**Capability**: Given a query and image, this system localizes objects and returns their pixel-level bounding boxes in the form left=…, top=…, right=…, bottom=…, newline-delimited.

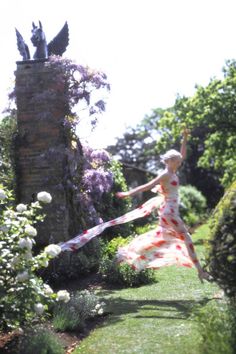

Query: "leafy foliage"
left=195, top=301, right=236, bottom=354
left=179, top=185, right=207, bottom=226
left=206, top=181, right=236, bottom=297
left=0, top=115, right=17, bottom=189
left=107, top=111, right=164, bottom=171
left=154, top=60, right=236, bottom=188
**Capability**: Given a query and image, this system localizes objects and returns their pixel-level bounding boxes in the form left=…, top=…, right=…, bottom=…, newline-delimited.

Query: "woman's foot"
left=198, top=270, right=213, bottom=283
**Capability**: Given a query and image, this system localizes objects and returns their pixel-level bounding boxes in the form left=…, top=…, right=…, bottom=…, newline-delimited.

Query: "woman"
left=115, top=129, right=210, bottom=282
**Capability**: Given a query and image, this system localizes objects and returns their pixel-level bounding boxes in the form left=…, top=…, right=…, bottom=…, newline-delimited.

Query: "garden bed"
left=0, top=272, right=109, bottom=354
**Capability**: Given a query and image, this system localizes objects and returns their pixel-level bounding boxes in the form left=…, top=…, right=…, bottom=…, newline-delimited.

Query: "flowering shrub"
left=76, top=145, right=114, bottom=226
left=0, top=186, right=70, bottom=330
left=52, top=289, right=106, bottom=331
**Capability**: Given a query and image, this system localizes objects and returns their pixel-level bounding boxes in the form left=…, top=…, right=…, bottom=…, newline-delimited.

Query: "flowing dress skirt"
left=59, top=194, right=195, bottom=271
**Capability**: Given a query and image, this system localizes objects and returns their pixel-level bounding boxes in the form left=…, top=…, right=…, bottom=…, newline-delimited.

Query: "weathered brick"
left=15, top=60, right=72, bottom=246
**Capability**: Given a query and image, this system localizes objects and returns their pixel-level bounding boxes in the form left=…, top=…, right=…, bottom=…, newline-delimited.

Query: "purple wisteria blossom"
left=48, top=56, right=110, bottom=132
left=76, top=145, right=114, bottom=225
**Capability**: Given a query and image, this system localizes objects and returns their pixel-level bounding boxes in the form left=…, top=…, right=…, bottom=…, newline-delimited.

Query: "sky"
left=1, top=0, right=236, bottom=148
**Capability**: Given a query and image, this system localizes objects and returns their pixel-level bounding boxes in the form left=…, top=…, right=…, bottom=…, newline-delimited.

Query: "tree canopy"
left=108, top=60, right=236, bottom=206
left=155, top=59, right=236, bottom=188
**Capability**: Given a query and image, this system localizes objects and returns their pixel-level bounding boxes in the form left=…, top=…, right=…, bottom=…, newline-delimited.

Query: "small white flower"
left=19, top=237, right=33, bottom=250
left=44, top=244, right=61, bottom=258
left=37, top=191, right=52, bottom=204
left=98, top=308, right=104, bottom=315
left=0, top=189, right=7, bottom=200
left=44, top=284, right=54, bottom=295
left=25, top=225, right=37, bottom=237
left=34, top=303, right=45, bottom=315
left=56, top=290, right=70, bottom=303
left=4, top=210, right=16, bottom=218
left=16, top=270, right=29, bottom=282
left=95, top=303, right=101, bottom=310
left=16, top=204, right=27, bottom=212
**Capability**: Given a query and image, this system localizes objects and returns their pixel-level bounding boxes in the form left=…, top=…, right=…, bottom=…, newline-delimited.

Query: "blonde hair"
left=160, top=149, right=182, bottom=163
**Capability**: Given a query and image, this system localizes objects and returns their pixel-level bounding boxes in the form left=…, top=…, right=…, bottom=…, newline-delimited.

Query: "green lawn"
left=73, top=224, right=220, bottom=354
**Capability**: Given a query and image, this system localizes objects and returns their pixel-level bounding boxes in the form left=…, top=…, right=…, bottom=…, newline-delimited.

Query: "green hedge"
left=206, top=181, right=236, bottom=297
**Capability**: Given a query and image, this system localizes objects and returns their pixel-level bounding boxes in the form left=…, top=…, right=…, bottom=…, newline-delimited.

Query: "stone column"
left=15, top=59, right=71, bottom=246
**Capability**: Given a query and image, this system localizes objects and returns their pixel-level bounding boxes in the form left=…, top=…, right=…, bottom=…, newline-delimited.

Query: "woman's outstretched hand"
left=116, top=191, right=129, bottom=199
left=182, top=127, right=190, bottom=139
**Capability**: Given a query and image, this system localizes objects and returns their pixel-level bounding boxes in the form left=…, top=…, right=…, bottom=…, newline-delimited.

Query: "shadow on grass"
left=95, top=294, right=212, bottom=328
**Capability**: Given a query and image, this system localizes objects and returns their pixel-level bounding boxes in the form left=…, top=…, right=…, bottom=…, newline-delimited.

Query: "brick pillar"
left=15, top=59, right=71, bottom=246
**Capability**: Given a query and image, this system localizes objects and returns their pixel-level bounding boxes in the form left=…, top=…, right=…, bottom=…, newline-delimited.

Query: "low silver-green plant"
left=17, top=326, right=64, bottom=354
left=53, top=289, right=106, bottom=331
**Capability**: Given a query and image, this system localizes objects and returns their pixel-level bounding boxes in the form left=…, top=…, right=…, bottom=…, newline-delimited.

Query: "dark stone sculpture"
left=16, top=21, right=69, bottom=60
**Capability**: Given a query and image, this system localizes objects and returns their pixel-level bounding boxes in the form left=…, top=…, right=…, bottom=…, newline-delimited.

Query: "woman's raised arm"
left=116, top=171, right=167, bottom=199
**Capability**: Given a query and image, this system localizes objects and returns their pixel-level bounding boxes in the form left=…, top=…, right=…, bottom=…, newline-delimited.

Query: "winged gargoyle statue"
left=15, top=21, right=69, bottom=60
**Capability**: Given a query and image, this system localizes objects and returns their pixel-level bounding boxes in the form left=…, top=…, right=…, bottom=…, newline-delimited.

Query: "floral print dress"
left=116, top=173, right=198, bottom=270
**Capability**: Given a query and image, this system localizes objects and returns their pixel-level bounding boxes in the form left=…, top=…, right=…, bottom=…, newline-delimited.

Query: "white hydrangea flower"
left=56, top=290, right=70, bottom=303
left=34, top=303, right=45, bottom=315
left=44, top=244, right=61, bottom=258
left=19, top=237, right=33, bottom=250
left=95, top=303, right=101, bottom=310
left=98, top=308, right=104, bottom=315
left=43, top=284, right=54, bottom=295
left=0, top=189, right=7, bottom=199
left=4, top=210, right=16, bottom=218
left=37, top=191, right=52, bottom=204
left=16, top=203, right=27, bottom=212
left=16, top=270, right=29, bottom=282
left=25, top=224, right=37, bottom=237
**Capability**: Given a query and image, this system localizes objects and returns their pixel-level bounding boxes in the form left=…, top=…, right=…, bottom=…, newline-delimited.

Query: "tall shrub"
left=179, top=185, right=207, bottom=226
left=206, top=181, right=236, bottom=297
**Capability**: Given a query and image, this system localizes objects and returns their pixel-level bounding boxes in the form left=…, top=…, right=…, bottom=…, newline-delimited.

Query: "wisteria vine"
left=48, top=55, right=110, bottom=133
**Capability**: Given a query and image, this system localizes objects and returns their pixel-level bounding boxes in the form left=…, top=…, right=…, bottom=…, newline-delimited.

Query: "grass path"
left=72, top=225, right=220, bottom=354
